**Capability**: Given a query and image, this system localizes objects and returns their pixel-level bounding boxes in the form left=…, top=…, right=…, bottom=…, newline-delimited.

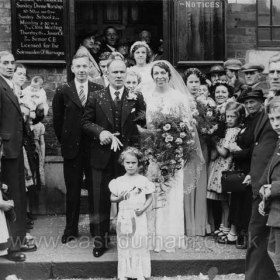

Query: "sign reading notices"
left=12, top=0, right=66, bottom=63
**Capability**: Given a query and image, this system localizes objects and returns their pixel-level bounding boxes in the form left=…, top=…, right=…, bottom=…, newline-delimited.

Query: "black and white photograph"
left=0, top=0, right=280, bottom=279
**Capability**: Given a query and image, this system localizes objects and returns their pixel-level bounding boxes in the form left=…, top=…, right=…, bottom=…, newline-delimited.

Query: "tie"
left=114, top=91, right=121, bottom=107
left=78, top=85, right=86, bottom=106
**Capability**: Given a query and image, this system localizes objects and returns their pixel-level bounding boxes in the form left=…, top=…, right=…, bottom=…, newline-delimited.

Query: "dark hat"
left=241, top=63, right=265, bottom=73
left=238, top=89, right=265, bottom=103
left=209, top=65, right=225, bottom=74
left=78, top=30, right=97, bottom=44
left=224, top=59, right=242, bottom=71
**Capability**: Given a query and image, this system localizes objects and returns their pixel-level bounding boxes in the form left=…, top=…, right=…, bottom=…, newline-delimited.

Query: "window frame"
left=256, top=0, right=280, bottom=48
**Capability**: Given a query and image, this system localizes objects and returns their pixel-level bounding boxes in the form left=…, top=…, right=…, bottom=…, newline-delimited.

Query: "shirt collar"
left=0, top=74, right=14, bottom=89
left=106, top=44, right=116, bottom=52
left=74, top=78, right=88, bottom=88
left=109, top=85, right=124, bottom=100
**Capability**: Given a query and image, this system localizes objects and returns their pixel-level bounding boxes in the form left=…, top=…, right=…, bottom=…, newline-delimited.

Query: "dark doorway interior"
left=74, top=0, right=163, bottom=54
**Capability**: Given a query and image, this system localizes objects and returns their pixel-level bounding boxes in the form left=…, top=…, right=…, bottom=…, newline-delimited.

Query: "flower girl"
left=109, top=147, right=155, bottom=280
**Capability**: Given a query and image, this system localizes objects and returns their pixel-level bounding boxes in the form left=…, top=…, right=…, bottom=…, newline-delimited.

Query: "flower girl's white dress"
left=109, top=174, right=155, bottom=279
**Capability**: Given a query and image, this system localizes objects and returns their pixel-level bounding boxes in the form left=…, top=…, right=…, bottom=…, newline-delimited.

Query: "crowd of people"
left=0, top=25, right=280, bottom=280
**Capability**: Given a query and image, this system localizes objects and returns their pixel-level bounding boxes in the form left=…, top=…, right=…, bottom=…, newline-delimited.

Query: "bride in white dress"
left=144, top=61, right=204, bottom=252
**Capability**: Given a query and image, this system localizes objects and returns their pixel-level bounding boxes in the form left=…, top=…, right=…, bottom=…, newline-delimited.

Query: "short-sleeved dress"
left=0, top=191, right=10, bottom=256
left=109, top=174, right=155, bottom=279
left=207, top=127, right=241, bottom=201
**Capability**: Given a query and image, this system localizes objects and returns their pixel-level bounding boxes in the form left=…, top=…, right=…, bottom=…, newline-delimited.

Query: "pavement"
left=0, top=215, right=246, bottom=280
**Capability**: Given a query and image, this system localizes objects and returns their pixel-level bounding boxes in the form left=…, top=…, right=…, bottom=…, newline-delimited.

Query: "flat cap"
left=209, top=65, right=225, bottom=74
left=241, top=63, right=265, bottom=73
left=224, top=59, right=242, bottom=70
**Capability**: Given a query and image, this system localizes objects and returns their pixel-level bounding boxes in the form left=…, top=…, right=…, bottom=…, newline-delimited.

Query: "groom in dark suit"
left=81, top=59, right=146, bottom=257
left=53, top=54, right=103, bottom=244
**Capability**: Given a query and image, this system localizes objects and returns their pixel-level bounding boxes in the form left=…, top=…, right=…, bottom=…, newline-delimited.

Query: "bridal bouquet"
left=141, top=109, right=196, bottom=193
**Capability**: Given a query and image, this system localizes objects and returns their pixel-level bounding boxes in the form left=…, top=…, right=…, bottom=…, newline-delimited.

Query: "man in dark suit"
left=0, top=51, right=36, bottom=262
left=81, top=59, right=146, bottom=257
left=240, top=89, right=279, bottom=280
left=52, top=54, right=103, bottom=244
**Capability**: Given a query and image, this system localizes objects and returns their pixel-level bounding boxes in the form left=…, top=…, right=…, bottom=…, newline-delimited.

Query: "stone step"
left=0, top=216, right=246, bottom=280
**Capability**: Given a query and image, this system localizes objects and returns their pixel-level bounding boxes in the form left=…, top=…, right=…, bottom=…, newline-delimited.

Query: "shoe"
left=20, top=243, right=37, bottom=252
left=236, top=235, right=248, bottom=249
left=217, top=233, right=237, bottom=245
left=26, top=224, right=33, bottom=230
left=27, top=212, right=36, bottom=221
left=26, top=219, right=34, bottom=226
left=93, top=247, right=106, bottom=258
left=61, top=234, right=77, bottom=244
left=6, top=252, right=26, bottom=262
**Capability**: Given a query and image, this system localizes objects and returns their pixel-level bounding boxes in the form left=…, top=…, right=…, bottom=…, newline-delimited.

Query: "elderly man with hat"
left=209, top=64, right=227, bottom=84
left=239, top=89, right=279, bottom=279
left=224, top=59, right=245, bottom=97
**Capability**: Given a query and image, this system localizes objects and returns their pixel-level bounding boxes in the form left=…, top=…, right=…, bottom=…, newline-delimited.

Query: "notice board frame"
left=11, top=0, right=70, bottom=65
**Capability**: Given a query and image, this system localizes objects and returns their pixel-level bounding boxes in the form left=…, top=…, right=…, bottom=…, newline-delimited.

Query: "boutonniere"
left=127, top=91, right=138, bottom=101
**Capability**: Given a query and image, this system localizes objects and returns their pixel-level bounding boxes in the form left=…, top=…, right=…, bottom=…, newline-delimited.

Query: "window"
left=257, top=0, right=280, bottom=47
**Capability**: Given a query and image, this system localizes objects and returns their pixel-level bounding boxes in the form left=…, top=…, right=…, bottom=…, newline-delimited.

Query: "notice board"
left=12, top=0, right=67, bottom=63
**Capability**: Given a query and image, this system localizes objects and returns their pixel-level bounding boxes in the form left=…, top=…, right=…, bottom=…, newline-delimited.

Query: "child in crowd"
left=21, top=75, right=49, bottom=118
left=259, top=96, right=280, bottom=278
left=109, top=147, right=154, bottom=280
left=197, top=82, right=216, bottom=107
left=125, top=70, right=142, bottom=92
left=207, top=102, right=245, bottom=240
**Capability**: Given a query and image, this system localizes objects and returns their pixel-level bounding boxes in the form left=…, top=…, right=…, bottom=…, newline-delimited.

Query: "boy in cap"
left=209, top=65, right=227, bottom=84
left=224, top=59, right=245, bottom=97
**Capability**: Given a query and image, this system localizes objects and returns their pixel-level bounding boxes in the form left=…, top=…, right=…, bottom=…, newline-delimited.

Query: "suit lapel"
left=268, top=140, right=280, bottom=181
left=121, top=87, right=134, bottom=127
left=97, top=87, right=113, bottom=125
left=68, top=80, right=82, bottom=108
left=0, top=76, right=22, bottom=115
left=254, top=111, right=267, bottom=141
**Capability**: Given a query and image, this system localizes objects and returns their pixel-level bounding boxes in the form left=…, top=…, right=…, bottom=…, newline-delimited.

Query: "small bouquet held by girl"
left=193, top=98, right=219, bottom=137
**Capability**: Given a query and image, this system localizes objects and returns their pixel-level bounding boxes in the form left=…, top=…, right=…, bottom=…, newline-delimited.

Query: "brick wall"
left=226, top=2, right=257, bottom=63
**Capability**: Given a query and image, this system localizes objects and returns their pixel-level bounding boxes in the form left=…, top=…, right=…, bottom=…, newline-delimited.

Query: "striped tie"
left=79, top=85, right=86, bottom=106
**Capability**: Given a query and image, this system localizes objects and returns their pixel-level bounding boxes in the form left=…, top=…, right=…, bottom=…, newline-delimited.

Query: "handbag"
left=221, top=170, right=247, bottom=193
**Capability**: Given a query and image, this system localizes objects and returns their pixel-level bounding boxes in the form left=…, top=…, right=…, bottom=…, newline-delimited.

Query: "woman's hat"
left=238, top=89, right=265, bottom=102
